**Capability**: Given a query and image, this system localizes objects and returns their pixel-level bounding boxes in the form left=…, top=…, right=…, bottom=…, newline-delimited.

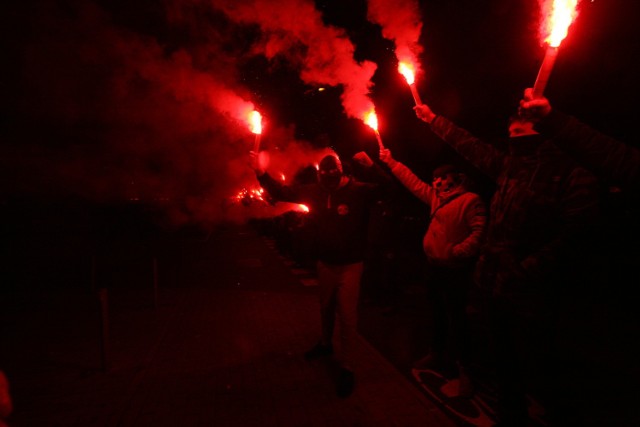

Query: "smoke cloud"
left=204, top=0, right=378, bottom=120
left=2, top=0, right=377, bottom=228
left=366, top=0, right=423, bottom=74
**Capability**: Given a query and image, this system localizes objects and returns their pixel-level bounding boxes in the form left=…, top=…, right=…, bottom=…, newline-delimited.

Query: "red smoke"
left=4, top=0, right=388, bottom=228
left=204, top=0, right=378, bottom=120
left=366, top=0, right=423, bottom=75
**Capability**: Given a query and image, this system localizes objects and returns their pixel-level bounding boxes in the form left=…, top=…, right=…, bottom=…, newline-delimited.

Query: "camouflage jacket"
left=429, top=116, right=600, bottom=296
left=537, top=109, right=640, bottom=192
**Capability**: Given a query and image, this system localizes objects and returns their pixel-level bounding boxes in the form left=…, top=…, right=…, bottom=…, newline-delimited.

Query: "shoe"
left=336, top=368, right=355, bottom=398
left=412, top=352, right=443, bottom=370
left=304, top=342, right=333, bottom=360
left=457, top=365, right=474, bottom=398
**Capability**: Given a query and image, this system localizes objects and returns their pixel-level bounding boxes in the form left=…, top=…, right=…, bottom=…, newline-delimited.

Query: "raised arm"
left=378, top=148, right=436, bottom=206
left=250, top=150, right=303, bottom=203
left=520, top=88, right=640, bottom=190
left=414, top=104, right=505, bottom=181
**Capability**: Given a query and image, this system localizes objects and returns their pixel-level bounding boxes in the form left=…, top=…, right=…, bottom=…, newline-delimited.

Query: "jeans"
left=316, top=260, right=364, bottom=369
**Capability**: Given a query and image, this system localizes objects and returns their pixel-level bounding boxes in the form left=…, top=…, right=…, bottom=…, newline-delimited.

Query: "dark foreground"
left=1, top=200, right=639, bottom=426
left=0, top=202, right=455, bottom=427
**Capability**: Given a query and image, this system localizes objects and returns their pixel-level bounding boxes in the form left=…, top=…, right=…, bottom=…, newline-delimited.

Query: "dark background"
left=3, top=0, right=639, bottom=287
left=1, top=4, right=639, bottom=424
left=1, top=0, right=639, bottom=276
left=2, top=0, right=639, bottom=205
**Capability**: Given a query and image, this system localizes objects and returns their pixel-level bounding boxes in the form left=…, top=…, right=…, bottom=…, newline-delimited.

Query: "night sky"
left=2, top=0, right=639, bottom=226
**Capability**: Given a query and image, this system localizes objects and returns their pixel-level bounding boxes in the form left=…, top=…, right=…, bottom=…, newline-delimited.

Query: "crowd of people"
left=250, top=88, right=639, bottom=426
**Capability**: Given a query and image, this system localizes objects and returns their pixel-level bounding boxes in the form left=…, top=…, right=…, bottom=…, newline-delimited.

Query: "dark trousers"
left=488, top=292, right=570, bottom=425
left=426, top=261, right=474, bottom=367
left=317, top=260, right=364, bottom=369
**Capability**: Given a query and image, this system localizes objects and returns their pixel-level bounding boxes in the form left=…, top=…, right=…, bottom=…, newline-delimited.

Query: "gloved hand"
left=519, top=87, right=552, bottom=122
left=414, top=103, right=436, bottom=124
left=352, top=151, right=374, bottom=168
left=379, top=148, right=394, bottom=165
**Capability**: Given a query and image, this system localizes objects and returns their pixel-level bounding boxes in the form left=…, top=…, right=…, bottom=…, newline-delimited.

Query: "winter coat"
left=386, top=159, right=487, bottom=266
left=536, top=109, right=640, bottom=191
left=428, top=116, right=600, bottom=303
left=257, top=173, right=382, bottom=265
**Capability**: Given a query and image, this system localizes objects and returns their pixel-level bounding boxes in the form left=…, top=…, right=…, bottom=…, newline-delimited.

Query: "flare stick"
left=532, top=46, right=559, bottom=98
left=253, top=134, right=261, bottom=153
left=410, top=84, right=423, bottom=106
left=375, top=131, right=385, bottom=150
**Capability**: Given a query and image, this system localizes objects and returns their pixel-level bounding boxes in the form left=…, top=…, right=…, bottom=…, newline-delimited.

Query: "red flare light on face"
left=398, top=62, right=416, bottom=85
left=541, top=0, right=579, bottom=47
left=364, top=110, right=379, bottom=132
left=249, top=110, right=262, bottom=135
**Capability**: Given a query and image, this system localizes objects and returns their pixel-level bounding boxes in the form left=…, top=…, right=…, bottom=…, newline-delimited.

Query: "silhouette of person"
left=380, top=147, right=487, bottom=397
left=250, top=150, right=389, bottom=398
left=414, top=101, right=600, bottom=426
left=519, top=88, right=640, bottom=190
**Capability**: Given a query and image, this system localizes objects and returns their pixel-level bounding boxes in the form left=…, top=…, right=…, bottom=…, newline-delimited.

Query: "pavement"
left=2, top=218, right=639, bottom=427
left=1, top=222, right=456, bottom=427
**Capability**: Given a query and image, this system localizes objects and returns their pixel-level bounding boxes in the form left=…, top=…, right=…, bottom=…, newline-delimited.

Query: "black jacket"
left=257, top=173, right=383, bottom=265
left=536, top=109, right=640, bottom=192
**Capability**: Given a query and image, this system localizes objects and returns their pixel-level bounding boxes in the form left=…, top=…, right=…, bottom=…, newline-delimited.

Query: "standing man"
left=413, top=103, right=600, bottom=426
left=379, top=149, right=487, bottom=398
left=250, top=150, right=387, bottom=398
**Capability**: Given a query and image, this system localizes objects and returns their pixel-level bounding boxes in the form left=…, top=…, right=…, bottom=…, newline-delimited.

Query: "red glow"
left=540, top=0, right=579, bottom=47
left=234, top=187, right=265, bottom=203
left=249, top=110, right=262, bottom=135
left=364, top=110, right=379, bottom=132
left=364, top=109, right=385, bottom=149
left=398, top=62, right=416, bottom=85
left=298, top=204, right=310, bottom=213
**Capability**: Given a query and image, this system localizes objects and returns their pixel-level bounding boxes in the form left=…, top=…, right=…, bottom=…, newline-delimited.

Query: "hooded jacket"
left=385, top=159, right=487, bottom=266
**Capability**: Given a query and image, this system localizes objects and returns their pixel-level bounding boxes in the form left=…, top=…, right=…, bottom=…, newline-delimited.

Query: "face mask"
left=319, top=169, right=342, bottom=190
left=318, top=154, right=343, bottom=190
left=433, top=174, right=457, bottom=196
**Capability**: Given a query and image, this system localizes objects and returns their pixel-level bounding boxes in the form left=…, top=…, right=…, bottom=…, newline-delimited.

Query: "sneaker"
left=303, top=342, right=333, bottom=360
left=412, top=352, right=443, bottom=370
left=336, top=368, right=355, bottom=398
left=457, top=365, right=475, bottom=398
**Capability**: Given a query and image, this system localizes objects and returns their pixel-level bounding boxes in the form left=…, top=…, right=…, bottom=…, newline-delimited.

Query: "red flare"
left=541, top=0, right=579, bottom=48
left=364, top=110, right=385, bottom=150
